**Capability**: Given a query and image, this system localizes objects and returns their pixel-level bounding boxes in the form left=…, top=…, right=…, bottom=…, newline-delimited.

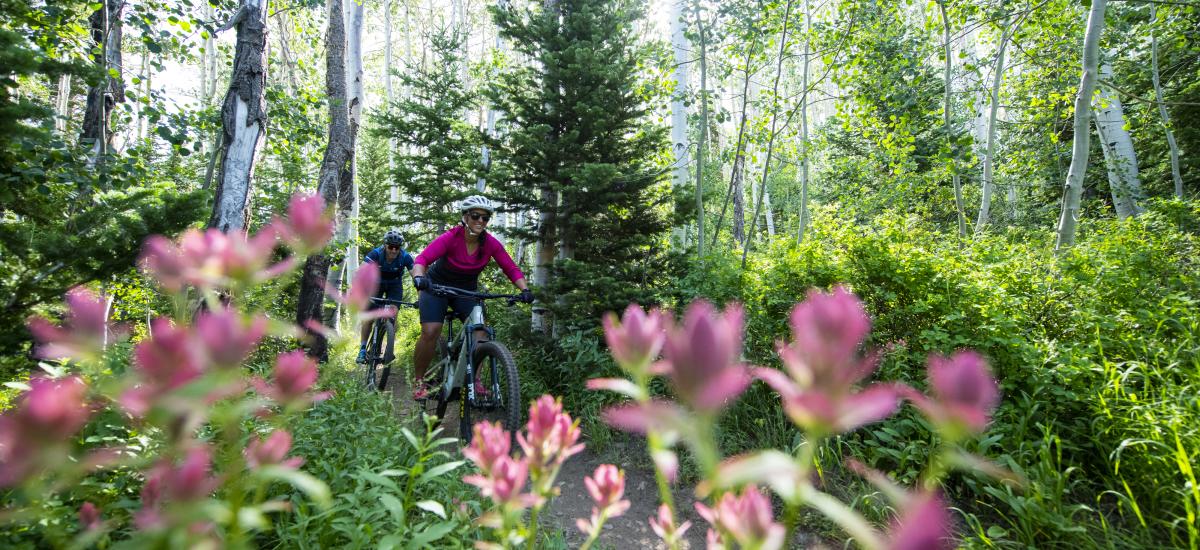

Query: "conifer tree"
left=490, top=0, right=673, bottom=331
left=374, top=31, right=483, bottom=241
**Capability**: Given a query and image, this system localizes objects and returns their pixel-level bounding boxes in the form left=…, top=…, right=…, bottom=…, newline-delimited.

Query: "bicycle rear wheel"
left=375, top=318, right=396, bottom=391
left=462, top=341, right=520, bottom=447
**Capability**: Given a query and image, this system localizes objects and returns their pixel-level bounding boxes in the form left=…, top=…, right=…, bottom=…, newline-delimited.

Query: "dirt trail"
left=385, top=376, right=706, bottom=548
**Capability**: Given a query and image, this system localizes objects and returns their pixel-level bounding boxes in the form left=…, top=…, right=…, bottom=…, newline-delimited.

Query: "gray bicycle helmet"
left=458, top=195, right=496, bottom=214
left=383, top=229, right=405, bottom=247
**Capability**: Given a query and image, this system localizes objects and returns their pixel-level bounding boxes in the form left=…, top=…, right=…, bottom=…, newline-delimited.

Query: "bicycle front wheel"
left=463, top=341, right=521, bottom=447
left=375, top=319, right=396, bottom=391
left=364, top=320, right=385, bottom=391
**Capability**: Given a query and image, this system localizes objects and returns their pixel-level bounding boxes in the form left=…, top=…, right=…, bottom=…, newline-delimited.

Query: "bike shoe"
left=356, top=346, right=367, bottom=364
left=412, top=384, right=433, bottom=401
left=473, top=380, right=490, bottom=399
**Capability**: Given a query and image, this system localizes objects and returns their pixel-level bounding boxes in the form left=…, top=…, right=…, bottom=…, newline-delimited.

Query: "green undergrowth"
left=504, top=199, right=1200, bottom=549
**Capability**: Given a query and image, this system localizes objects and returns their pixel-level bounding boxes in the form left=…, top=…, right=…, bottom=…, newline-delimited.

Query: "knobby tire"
left=375, top=318, right=396, bottom=391
left=461, top=341, right=520, bottom=447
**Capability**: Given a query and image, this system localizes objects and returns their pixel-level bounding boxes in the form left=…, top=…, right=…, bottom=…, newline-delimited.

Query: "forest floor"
left=386, top=377, right=707, bottom=549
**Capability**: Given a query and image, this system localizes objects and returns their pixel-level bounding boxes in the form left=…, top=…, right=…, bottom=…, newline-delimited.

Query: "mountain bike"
left=420, top=284, right=523, bottom=446
left=363, top=297, right=417, bottom=392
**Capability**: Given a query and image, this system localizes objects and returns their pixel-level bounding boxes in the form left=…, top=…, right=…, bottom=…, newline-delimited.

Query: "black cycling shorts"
left=368, top=280, right=405, bottom=311
left=417, top=288, right=478, bottom=324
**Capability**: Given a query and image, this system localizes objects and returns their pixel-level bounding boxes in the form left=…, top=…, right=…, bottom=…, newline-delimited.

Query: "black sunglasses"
left=386, top=243, right=401, bottom=249
left=468, top=212, right=491, bottom=222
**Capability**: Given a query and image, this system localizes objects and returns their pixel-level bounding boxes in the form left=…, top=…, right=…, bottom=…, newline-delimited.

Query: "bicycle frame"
left=437, top=302, right=495, bottom=404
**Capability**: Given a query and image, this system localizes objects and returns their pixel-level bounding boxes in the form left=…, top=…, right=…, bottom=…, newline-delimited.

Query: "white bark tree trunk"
left=937, top=0, right=967, bottom=239
left=797, top=0, right=811, bottom=242
left=1055, top=0, right=1107, bottom=250
left=693, top=3, right=708, bottom=255
left=669, top=0, right=690, bottom=245
left=55, top=73, right=71, bottom=134
left=976, top=17, right=1013, bottom=232
left=209, top=0, right=270, bottom=233
left=1094, top=59, right=1143, bottom=219
left=741, top=0, right=793, bottom=268
left=81, top=0, right=125, bottom=171
left=385, top=0, right=399, bottom=210
left=1151, top=5, right=1183, bottom=199
left=339, top=0, right=365, bottom=286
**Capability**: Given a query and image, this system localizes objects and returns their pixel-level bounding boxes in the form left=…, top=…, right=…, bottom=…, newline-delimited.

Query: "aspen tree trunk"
left=297, top=0, right=352, bottom=360
left=532, top=0, right=559, bottom=334
left=1094, top=60, right=1143, bottom=219
left=937, top=0, right=967, bottom=239
left=478, top=0, right=508, bottom=194
left=138, top=48, right=149, bottom=142
left=81, top=0, right=125, bottom=171
left=275, top=12, right=299, bottom=92
left=55, top=72, right=71, bottom=134
left=764, top=189, right=775, bottom=236
left=693, top=3, right=708, bottom=256
left=209, top=0, right=270, bottom=233
left=976, top=16, right=1013, bottom=232
left=1151, top=6, right=1183, bottom=198
left=742, top=0, right=793, bottom=268
left=341, top=0, right=365, bottom=285
left=796, top=0, right=811, bottom=242
left=1055, top=0, right=1106, bottom=250
left=711, top=42, right=754, bottom=248
left=669, top=0, right=690, bottom=246
left=385, top=0, right=400, bottom=209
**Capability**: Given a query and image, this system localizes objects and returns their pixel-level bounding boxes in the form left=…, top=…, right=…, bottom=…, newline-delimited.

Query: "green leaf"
left=258, top=466, right=331, bottom=508
left=408, top=521, right=456, bottom=547
left=987, top=525, right=1009, bottom=539
left=379, top=493, right=406, bottom=524
left=418, top=460, right=466, bottom=483
left=415, top=500, right=446, bottom=519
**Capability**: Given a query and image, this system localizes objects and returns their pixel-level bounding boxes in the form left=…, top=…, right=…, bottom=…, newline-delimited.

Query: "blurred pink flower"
left=27, top=287, right=122, bottom=362
left=602, top=304, right=667, bottom=374
left=465, top=454, right=532, bottom=508
left=755, top=289, right=903, bottom=435
left=142, top=228, right=293, bottom=291
left=0, top=376, right=92, bottom=487
left=78, top=501, right=102, bottom=531
left=244, top=430, right=303, bottom=469
left=195, top=308, right=267, bottom=369
left=278, top=194, right=333, bottom=253
left=346, top=263, right=380, bottom=311
left=660, top=301, right=751, bottom=412
left=122, top=318, right=206, bottom=416
left=885, top=492, right=954, bottom=550
left=649, top=504, right=692, bottom=546
left=140, top=235, right=189, bottom=292
left=518, top=395, right=583, bottom=469
left=252, top=350, right=331, bottom=407
left=463, top=421, right=511, bottom=475
left=904, top=352, right=999, bottom=437
left=695, top=485, right=785, bottom=550
left=577, top=464, right=631, bottom=536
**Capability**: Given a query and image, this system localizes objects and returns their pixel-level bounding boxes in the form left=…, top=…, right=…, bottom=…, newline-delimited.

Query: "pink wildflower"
left=27, top=287, right=121, bottom=362
left=278, top=194, right=333, bottom=253
left=252, top=350, right=331, bottom=407
left=649, top=504, right=692, bottom=546
left=244, top=430, right=303, bottom=469
left=140, top=235, right=189, bottom=292
left=602, top=304, right=667, bottom=374
left=695, top=485, right=785, bottom=550
left=463, top=421, right=512, bottom=475
left=78, top=502, right=102, bottom=531
left=577, top=464, right=631, bottom=536
left=0, top=376, right=92, bottom=487
left=465, top=454, right=531, bottom=508
left=904, top=352, right=1000, bottom=437
left=345, top=263, right=380, bottom=312
left=660, top=301, right=751, bottom=412
left=195, top=308, right=267, bottom=369
left=886, top=492, right=955, bottom=550
left=518, top=395, right=583, bottom=469
left=755, top=289, right=902, bottom=435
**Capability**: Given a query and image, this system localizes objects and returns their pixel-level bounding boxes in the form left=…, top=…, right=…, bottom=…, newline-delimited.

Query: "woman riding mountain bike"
left=411, top=195, right=534, bottom=400
left=357, top=229, right=415, bottom=364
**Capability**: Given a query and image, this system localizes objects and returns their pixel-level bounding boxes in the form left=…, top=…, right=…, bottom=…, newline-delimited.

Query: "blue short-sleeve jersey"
left=364, top=246, right=414, bottom=280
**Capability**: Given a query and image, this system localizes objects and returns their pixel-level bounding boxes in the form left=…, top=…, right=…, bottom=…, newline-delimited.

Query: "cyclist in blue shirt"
left=357, top=229, right=415, bottom=363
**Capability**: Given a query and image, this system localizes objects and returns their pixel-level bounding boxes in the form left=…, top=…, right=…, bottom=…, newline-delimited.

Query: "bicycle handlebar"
left=369, top=297, right=418, bottom=308
left=427, top=284, right=522, bottom=303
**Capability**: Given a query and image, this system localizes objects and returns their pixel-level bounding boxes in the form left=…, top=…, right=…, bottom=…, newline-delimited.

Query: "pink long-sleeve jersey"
left=414, top=225, right=525, bottom=284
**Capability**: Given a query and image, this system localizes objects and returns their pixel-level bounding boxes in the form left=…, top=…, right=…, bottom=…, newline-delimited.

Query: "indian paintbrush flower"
left=463, top=420, right=512, bottom=476
left=195, top=308, right=267, bottom=369
left=577, top=464, right=631, bottom=537
left=602, top=304, right=667, bottom=375
left=27, top=287, right=121, bottom=362
left=0, top=376, right=92, bottom=487
left=518, top=395, right=583, bottom=469
left=660, top=301, right=751, bottom=413
left=244, top=430, right=303, bottom=469
left=903, top=351, right=1000, bottom=439
left=649, top=503, right=692, bottom=547
left=695, top=485, right=786, bottom=550
left=277, top=194, right=333, bottom=253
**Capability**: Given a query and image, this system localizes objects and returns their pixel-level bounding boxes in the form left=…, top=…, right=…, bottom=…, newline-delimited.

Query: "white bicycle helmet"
left=458, top=195, right=496, bottom=214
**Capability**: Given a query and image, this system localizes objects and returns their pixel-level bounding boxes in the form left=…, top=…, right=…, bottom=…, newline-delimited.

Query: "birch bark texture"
left=669, top=0, right=691, bottom=244
left=340, top=0, right=365, bottom=284
left=1150, top=6, right=1184, bottom=198
left=1055, top=0, right=1107, bottom=250
left=976, top=13, right=1014, bottom=232
left=80, top=0, right=125, bottom=170
left=209, top=0, right=270, bottom=233
left=297, top=0, right=353, bottom=360
left=1094, top=60, right=1143, bottom=219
